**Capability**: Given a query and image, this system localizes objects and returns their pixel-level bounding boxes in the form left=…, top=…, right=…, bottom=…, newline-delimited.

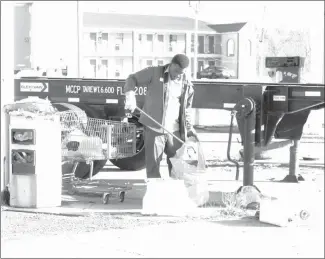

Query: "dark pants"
left=144, top=126, right=183, bottom=178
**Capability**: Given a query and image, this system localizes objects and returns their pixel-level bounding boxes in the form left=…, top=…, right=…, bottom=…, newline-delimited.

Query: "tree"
left=255, top=27, right=312, bottom=75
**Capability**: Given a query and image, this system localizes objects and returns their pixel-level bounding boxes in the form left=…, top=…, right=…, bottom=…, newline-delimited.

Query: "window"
left=215, top=35, right=222, bottom=54
left=115, top=33, right=124, bottom=50
left=191, top=34, right=194, bottom=52
left=247, top=40, right=252, bottom=56
left=115, top=58, right=123, bottom=77
left=169, top=35, right=177, bottom=51
left=90, top=32, right=97, bottom=50
left=198, top=36, right=204, bottom=54
left=98, top=59, right=108, bottom=78
left=170, top=35, right=177, bottom=43
left=157, top=60, right=164, bottom=66
left=98, top=32, right=108, bottom=49
left=90, top=33, right=97, bottom=41
left=147, top=34, right=153, bottom=42
left=116, top=58, right=123, bottom=67
left=208, top=36, right=214, bottom=54
left=215, top=58, right=222, bottom=67
left=146, top=60, right=153, bottom=66
left=158, top=35, right=164, bottom=42
left=116, top=33, right=124, bottom=43
left=198, top=61, right=204, bottom=72
left=208, top=61, right=215, bottom=67
left=227, top=39, right=235, bottom=57
left=89, top=59, right=96, bottom=78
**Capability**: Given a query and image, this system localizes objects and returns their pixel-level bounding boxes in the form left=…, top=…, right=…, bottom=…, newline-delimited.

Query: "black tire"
left=109, top=115, right=146, bottom=171
left=103, top=193, right=110, bottom=204
left=120, top=191, right=125, bottom=202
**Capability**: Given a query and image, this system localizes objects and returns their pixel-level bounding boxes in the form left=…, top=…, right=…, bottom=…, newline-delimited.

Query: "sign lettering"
left=64, top=84, right=147, bottom=96
left=20, top=82, right=49, bottom=92
left=66, top=85, right=81, bottom=94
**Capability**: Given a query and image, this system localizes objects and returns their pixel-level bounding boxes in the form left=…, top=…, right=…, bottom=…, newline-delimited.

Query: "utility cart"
left=60, top=110, right=136, bottom=204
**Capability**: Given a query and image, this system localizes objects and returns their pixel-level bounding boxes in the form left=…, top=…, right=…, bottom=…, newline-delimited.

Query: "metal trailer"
left=14, top=72, right=325, bottom=190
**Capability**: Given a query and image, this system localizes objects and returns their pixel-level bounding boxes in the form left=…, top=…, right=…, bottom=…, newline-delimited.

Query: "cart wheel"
left=68, top=185, right=76, bottom=195
left=300, top=210, right=310, bottom=220
left=119, top=191, right=125, bottom=202
left=103, top=193, right=110, bottom=204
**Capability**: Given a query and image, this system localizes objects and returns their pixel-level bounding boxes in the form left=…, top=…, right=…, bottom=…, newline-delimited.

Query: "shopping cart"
left=59, top=110, right=136, bottom=203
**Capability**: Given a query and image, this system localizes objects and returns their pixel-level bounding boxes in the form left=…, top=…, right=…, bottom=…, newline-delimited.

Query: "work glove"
left=124, top=90, right=137, bottom=114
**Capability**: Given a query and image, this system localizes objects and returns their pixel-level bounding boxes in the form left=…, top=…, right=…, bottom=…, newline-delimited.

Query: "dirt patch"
left=1, top=208, right=254, bottom=242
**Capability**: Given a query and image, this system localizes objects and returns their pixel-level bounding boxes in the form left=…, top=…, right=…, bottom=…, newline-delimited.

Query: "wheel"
left=119, top=191, right=125, bottom=202
left=67, top=185, right=76, bottom=195
left=109, top=115, right=146, bottom=171
left=103, top=193, right=110, bottom=204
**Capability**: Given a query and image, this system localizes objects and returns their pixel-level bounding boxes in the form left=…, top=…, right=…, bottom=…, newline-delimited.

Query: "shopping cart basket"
left=59, top=110, right=136, bottom=203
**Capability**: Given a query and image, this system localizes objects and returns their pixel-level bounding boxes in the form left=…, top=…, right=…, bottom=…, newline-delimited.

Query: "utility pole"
left=76, top=0, right=81, bottom=77
left=189, top=1, right=200, bottom=125
left=189, top=1, right=200, bottom=80
left=258, top=5, right=267, bottom=80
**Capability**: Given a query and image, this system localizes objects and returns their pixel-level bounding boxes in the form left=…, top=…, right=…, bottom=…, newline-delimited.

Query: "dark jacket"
left=124, top=64, right=195, bottom=142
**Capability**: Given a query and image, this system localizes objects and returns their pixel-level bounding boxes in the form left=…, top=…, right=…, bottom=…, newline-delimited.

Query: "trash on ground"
left=170, top=137, right=209, bottom=206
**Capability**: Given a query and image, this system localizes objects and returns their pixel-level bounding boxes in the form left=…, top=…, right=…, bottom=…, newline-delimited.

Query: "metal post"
left=190, top=1, right=199, bottom=80
left=235, top=98, right=256, bottom=186
left=289, top=140, right=300, bottom=176
left=76, top=1, right=81, bottom=78
left=282, top=139, right=302, bottom=183
left=243, top=101, right=256, bottom=186
left=193, top=13, right=198, bottom=80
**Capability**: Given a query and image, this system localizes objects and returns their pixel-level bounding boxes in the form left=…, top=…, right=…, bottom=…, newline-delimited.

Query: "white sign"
left=273, top=95, right=286, bottom=102
left=223, top=103, right=236, bottom=108
left=20, top=82, right=49, bottom=92
left=106, top=99, right=118, bottom=104
left=305, top=91, right=321, bottom=97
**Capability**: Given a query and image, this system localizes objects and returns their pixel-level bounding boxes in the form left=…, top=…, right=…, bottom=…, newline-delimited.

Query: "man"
left=124, top=54, right=198, bottom=179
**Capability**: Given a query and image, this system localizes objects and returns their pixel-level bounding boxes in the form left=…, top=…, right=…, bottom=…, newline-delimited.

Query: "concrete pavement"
left=2, top=158, right=324, bottom=258
left=2, top=218, right=324, bottom=258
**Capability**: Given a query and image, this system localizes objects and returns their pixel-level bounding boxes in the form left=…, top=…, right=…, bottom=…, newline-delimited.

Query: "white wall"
left=83, top=31, right=133, bottom=57
left=1, top=2, right=14, bottom=192
left=137, top=32, right=187, bottom=57
left=30, top=1, right=79, bottom=77
left=238, top=23, right=258, bottom=81
left=82, top=57, right=133, bottom=79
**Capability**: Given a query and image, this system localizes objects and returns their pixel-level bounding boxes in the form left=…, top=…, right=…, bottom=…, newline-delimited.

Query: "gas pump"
left=266, top=56, right=307, bottom=182
left=265, top=56, right=304, bottom=84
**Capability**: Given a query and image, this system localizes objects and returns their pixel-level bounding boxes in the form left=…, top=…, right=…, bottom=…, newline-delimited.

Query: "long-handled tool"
left=127, top=107, right=185, bottom=145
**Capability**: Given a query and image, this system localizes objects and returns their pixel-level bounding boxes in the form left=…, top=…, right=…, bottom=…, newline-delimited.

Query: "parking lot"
left=2, top=126, right=324, bottom=258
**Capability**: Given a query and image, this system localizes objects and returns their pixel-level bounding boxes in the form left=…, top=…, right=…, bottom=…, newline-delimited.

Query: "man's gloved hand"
left=125, top=90, right=137, bottom=113
left=187, top=129, right=199, bottom=142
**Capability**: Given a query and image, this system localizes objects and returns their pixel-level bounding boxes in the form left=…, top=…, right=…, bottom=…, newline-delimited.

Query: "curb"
left=206, top=160, right=324, bottom=168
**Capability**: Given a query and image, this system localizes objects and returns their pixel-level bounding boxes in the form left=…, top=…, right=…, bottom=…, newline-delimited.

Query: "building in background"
left=12, top=2, right=257, bottom=81
left=81, top=12, right=257, bottom=80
